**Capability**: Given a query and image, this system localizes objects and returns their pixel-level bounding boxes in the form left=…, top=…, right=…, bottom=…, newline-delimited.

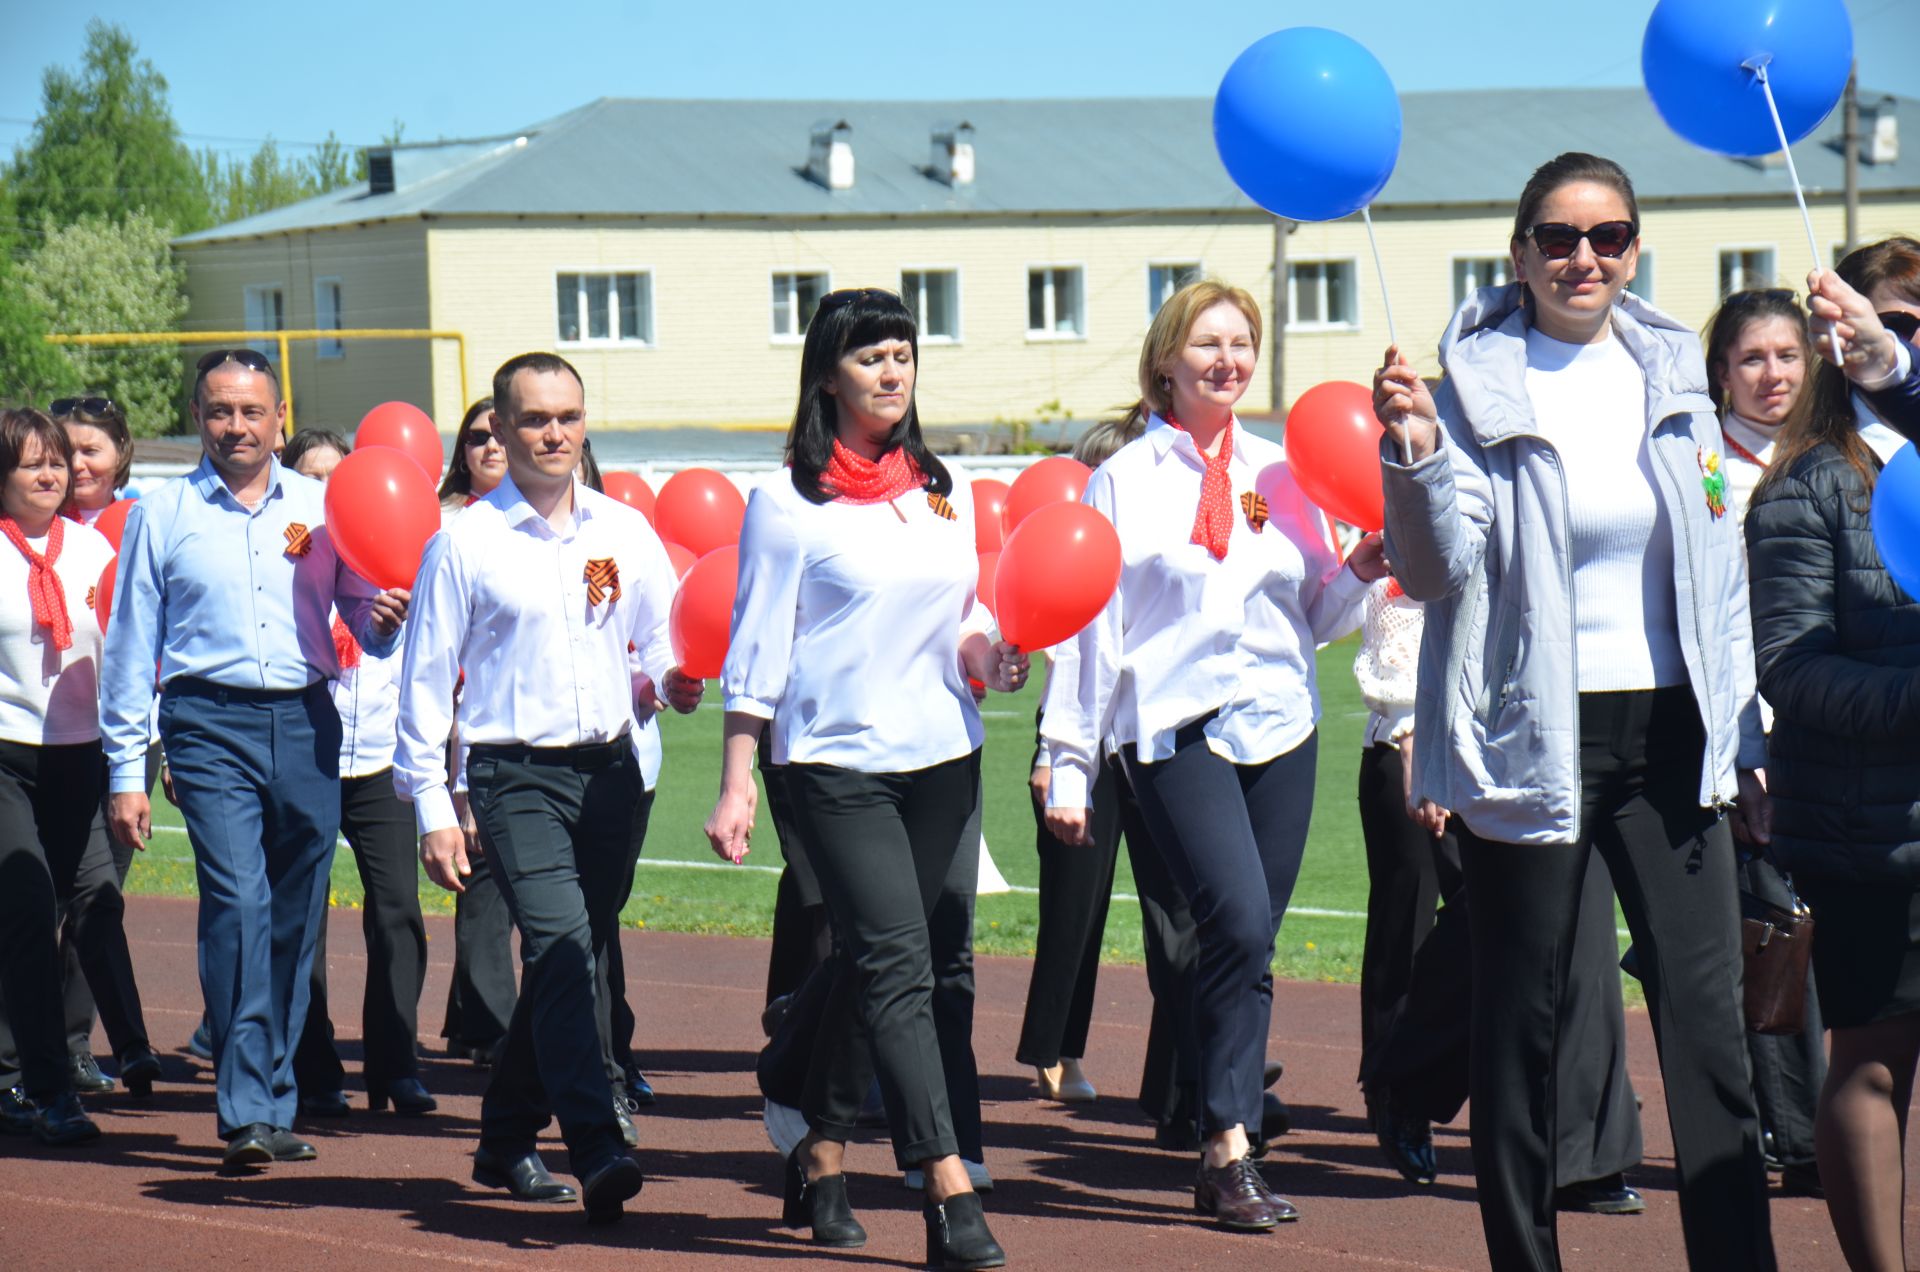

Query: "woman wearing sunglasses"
left=706, top=287, right=1024, bottom=1269
left=1374, top=151, right=1775, bottom=1271
left=1746, top=237, right=1920, bottom=1272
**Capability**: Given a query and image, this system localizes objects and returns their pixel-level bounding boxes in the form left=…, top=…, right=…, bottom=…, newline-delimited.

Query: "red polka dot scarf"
left=1169, top=415, right=1236, bottom=561
left=0, top=514, right=74, bottom=651
left=824, top=439, right=925, bottom=505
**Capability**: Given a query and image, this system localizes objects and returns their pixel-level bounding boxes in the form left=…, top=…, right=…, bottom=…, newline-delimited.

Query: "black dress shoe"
left=781, top=1148, right=867, bottom=1247
left=266, top=1128, right=317, bottom=1161
left=1779, top=1162, right=1824, bottom=1198
left=924, top=1190, right=1006, bottom=1269
left=446, top=1038, right=499, bottom=1068
left=223, top=1123, right=276, bottom=1168
left=33, top=1091, right=101, bottom=1146
left=368, top=1077, right=437, bottom=1115
left=1368, top=1091, right=1437, bottom=1186
left=1194, top=1155, right=1290, bottom=1231
left=761, top=993, right=792, bottom=1039
left=298, top=1089, right=351, bottom=1119
left=579, top=1154, right=644, bottom=1225
left=69, top=1053, right=115, bottom=1095
left=473, top=1146, right=578, bottom=1203
left=1555, top=1173, right=1645, bottom=1215
left=1263, top=1059, right=1284, bottom=1090
left=613, top=1097, right=640, bottom=1147
left=0, top=1087, right=36, bottom=1135
left=118, top=1046, right=162, bottom=1099
left=622, top=1064, right=656, bottom=1108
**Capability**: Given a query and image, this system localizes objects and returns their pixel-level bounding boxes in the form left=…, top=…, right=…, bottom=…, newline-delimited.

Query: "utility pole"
left=1271, top=217, right=1290, bottom=416
left=1843, top=62, right=1860, bottom=258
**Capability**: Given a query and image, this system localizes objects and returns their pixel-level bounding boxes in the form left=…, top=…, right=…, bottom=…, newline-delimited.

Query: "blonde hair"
left=1135, top=279, right=1263, bottom=418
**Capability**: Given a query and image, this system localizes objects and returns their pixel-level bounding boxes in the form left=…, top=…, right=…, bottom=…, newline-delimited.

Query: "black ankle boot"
left=781, top=1148, right=866, bottom=1247
left=924, top=1190, right=1005, bottom=1270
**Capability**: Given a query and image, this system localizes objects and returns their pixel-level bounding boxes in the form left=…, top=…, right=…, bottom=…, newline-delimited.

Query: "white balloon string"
left=1361, top=204, right=1414, bottom=465
left=1749, top=59, right=1841, bottom=361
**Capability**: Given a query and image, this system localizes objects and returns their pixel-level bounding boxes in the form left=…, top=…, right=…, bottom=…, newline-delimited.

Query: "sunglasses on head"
left=48, top=396, right=116, bottom=417
left=1524, top=221, right=1638, bottom=260
left=1880, top=310, right=1920, bottom=342
left=193, top=348, right=275, bottom=386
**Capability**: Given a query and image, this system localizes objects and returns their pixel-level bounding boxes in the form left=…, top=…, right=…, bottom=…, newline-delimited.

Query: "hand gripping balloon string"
left=1361, top=205, right=1413, bottom=465
left=1746, top=57, right=1838, bottom=360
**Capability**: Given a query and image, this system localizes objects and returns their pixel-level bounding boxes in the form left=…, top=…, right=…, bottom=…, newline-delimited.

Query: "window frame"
left=900, top=266, right=963, bottom=344
left=1447, top=253, right=1515, bottom=308
left=1025, top=263, right=1088, bottom=342
left=554, top=267, right=657, bottom=349
left=1146, top=260, right=1204, bottom=318
left=770, top=268, right=832, bottom=343
left=241, top=282, right=287, bottom=362
left=313, top=277, right=345, bottom=360
left=1717, top=244, right=1779, bottom=297
left=1285, top=256, right=1362, bottom=331
left=1626, top=247, right=1655, bottom=303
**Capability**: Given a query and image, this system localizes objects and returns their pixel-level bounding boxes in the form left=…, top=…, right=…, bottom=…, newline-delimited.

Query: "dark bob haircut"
left=0, top=407, right=74, bottom=490
left=785, top=288, right=952, bottom=504
left=282, top=427, right=351, bottom=473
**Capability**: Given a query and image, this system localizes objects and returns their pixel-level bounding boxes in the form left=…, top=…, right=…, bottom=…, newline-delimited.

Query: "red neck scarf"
left=1170, top=415, right=1236, bottom=561
left=1, top=515, right=73, bottom=652
left=331, top=614, right=362, bottom=671
left=824, top=439, right=925, bottom=505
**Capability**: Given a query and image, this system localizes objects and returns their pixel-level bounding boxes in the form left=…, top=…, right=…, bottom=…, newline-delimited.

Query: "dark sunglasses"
left=193, top=348, right=275, bottom=386
left=1524, top=220, right=1638, bottom=260
left=462, top=428, right=497, bottom=447
left=48, top=396, right=116, bottom=417
left=816, top=286, right=898, bottom=312
left=1880, top=310, right=1920, bottom=342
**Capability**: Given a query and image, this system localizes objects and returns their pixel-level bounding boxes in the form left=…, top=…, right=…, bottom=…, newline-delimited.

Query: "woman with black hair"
left=706, top=287, right=1024, bottom=1269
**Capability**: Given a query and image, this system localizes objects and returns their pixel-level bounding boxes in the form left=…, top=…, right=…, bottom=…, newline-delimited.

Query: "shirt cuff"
left=1327, top=562, right=1372, bottom=604
left=723, top=694, right=777, bottom=720
left=1860, top=337, right=1914, bottom=392
left=1045, top=756, right=1093, bottom=809
left=109, top=760, right=148, bottom=795
left=411, top=785, right=458, bottom=837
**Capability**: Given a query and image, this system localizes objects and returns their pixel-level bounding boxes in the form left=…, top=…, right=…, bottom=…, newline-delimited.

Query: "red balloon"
left=994, top=501, right=1122, bottom=651
left=971, top=479, right=1009, bottom=554
left=654, top=468, right=746, bottom=559
left=665, top=542, right=698, bottom=579
left=1284, top=381, right=1384, bottom=532
left=94, top=557, right=115, bottom=632
left=669, top=545, right=739, bottom=679
left=1003, top=456, right=1093, bottom=536
left=324, top=447, right=441, bottom=590
left=92, top=498, right=134, bottom=552
left=356, top=402, right=445, bottom=483
left=603, top=472, right=657, bottom=522
left=975, top=550, right=1001, bottom=618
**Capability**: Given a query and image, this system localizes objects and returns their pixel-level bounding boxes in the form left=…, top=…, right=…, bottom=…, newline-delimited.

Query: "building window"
left=1287, top=260, right=1358, bottom=329
left=242, top=284, right=285, bottom=362
left=1451, top=257, right=1512, bottom=306
left=1627, top=250, right=1655, bottom=302
left=1719, top=248, right=1776, bottom=296
left=557, top=271, right=653, bottom=345
left=771, top=271, right=829, bottom=340
left=314, top=278, right=344, bottom=359
left=1148, top=263, right=1203, bottom=317
left=1027, top=266, right=1085, bottom=338
left=901, top=269, right=961, bottom=341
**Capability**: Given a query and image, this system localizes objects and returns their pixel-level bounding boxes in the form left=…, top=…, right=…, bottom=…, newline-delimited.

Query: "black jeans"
left=1123, top=722, right=1317, bottom=1139
left=0, top=740, right=104, bottom=1101
left=596, top=789, right=656, bottom=1085
left=294, top=767, right=429, bottom=1093
left=760, top=739, right=830, bottom=1005
left=1016, top=758, right=1119, bottom=1067
left=468, top=740, right=645, bottom=1177
left=1459, top=687, right=1773, bottom=1272
left=786, top=751, right=982, bottom=1167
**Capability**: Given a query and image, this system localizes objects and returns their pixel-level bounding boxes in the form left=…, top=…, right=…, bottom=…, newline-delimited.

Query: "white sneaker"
left=903, top=1159, right=993, bottom=1192
left=764, top=1098, right=808, bottom=1158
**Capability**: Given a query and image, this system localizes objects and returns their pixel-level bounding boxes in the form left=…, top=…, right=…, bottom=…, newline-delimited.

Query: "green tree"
left=0, top=244, right=80, bottom=407
left=6, top=20, right=209, bottom=234
left=20, top=213, right=189, bottom=436
left=199, top=125, right=399, bottom=225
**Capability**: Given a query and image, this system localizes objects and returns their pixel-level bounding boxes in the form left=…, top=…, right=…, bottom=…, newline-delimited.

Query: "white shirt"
left=394, top=474, right=678, bottom=835
left=723, top=469, right=990, bottom=773
left=1042, top=415, right=1367, bottom=809
left=1523, top=328, right=1687, bottom=692
left=1354, top=579, right=1424, bottom=748
left=1721, top=412, right=1781, bottom=529
left=332, top=640, right=400, bottom=779
left=0, top=520, right=115, bottom=745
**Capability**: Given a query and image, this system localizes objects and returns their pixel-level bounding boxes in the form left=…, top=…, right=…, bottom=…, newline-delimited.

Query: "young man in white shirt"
left=394, top=352, right=699, bottom=1224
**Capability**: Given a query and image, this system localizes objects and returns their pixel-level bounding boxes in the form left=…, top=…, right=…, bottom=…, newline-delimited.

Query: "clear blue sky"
left=2, top=0, right=1916, bottom=159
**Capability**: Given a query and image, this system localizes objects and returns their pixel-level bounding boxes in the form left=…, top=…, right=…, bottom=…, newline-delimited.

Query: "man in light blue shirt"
left=100, top=350, right=408, bottom=1169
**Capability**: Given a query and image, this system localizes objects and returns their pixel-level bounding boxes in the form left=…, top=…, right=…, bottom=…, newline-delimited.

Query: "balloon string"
left=1361, top=205, right=1414, bottom=466
left=1747, top=59, right=1837, bottom=361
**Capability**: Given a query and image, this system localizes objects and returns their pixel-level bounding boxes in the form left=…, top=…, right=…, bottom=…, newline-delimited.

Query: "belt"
left=468, top=737, right=630, bottom=772
left=165, top=676, right=316, bottom=705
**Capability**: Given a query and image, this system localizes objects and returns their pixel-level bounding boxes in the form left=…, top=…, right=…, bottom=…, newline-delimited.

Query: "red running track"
left=0, top=895, right=1864, bottom=1269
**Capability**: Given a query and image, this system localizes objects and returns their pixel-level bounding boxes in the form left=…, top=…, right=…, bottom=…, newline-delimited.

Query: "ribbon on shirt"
left=284, top=522, right=313, bottom=557
left=1240, top=490, right=1269, bottom=532
left=0, top=513, right=73, bottom=652
left=585, top=557, right=621, bottom=606
left=926, top=492, right=957, bottom=521
left=1170, top=416, right=1236, bottom=561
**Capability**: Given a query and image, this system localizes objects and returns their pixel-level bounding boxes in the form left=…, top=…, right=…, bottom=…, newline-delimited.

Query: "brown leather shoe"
left=1194, top=1155, right=1291, bottom=1231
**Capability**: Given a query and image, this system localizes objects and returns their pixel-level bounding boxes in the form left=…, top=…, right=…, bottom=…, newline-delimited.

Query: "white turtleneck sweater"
left=1721, top=412, right=1782, bottom=528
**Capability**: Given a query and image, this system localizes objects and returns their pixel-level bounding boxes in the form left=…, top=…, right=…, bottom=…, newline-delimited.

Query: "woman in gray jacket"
left=1372, top=152, right=1774, bottom=1272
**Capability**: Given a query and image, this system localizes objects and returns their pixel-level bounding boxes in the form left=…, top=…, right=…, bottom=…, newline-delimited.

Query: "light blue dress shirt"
left=99, top=456, right=396, bottom=793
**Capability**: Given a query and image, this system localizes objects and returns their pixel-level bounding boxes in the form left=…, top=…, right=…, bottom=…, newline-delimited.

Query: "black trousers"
left=0, top=741, right=105, bottom=1101
left=787, top=751, right=982, bottom=1167
left=294, top=768, right=429, bottom=1093
left=1459, top=687, right=1773, bottom=1272
left=1016, top=758, right=1120, bottom=1067
left=595, top=789, right=655, bottom=1084
left=1359, top=744, right=1641, bottom=1184
left=1123, top=722, right=1317, bottom=1139
left=469, top=740, right=646, bottom=1177
left=761, top=740, right=830, bottom=1005
left=1126, top=767, right=1201, bottom=1132
left=440, top=848, right=516, bottom=1054
left=1738, top=852, right=1825, bottom=1169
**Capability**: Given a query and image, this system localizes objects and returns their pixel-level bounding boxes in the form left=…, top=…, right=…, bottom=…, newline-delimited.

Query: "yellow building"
left=172, top=90, right=1918, bottom=432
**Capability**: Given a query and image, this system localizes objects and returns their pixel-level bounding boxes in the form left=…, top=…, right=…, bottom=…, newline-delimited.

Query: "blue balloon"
left=1642, top=0, right=1853, bottom=158
left=1872, top=443, right=1920, bottom=603
left=1213, top=28, right=1401, bottom=223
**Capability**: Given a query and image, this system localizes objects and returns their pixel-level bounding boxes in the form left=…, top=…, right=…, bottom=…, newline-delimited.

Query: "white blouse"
left=1043, top=415, right=1367, bottom=809
left=0, top=520, right=116, bottom=746
left=723, top=468, right=990, bottom=773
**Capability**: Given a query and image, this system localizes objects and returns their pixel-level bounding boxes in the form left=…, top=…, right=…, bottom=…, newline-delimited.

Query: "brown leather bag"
left=1741, top=886, right=1815, bottom=1035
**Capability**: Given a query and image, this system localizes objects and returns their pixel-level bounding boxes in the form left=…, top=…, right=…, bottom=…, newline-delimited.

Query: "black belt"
left=165, top=676, right=316, bottom=705
left=468, top=737, right=630, bottom=772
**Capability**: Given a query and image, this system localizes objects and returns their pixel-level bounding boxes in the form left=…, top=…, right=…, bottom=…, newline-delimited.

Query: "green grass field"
left=120, top=637, right=1427, bottom=984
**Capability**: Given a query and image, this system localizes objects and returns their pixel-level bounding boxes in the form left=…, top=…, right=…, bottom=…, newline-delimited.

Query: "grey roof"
left=175, top=88, right=1919, bottom=244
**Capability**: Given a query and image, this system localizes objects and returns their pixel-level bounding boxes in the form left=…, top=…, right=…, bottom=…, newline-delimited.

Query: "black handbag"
left=1739, top=884, right=1815, bottom=1036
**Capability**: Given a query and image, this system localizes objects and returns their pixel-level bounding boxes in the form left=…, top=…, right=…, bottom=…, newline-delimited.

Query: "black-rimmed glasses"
left=1879, top=310, right=1920, bottom=342
left=1524, top=220, right=1638, bottom=260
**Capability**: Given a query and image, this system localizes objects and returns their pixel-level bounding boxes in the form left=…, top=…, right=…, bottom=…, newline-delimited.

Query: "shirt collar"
left=493, top=472, right=593, bottom=539
left=189, top=454, right=286, bottom=508
left=1145, top=412, right=1248, bottom=466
